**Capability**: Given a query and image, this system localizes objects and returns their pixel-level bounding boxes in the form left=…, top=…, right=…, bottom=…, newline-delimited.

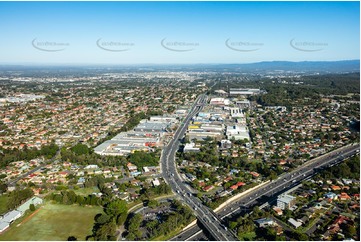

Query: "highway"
left=161, top=94, right=239, bottom=241
left=218, top=143, right=360, bottom=217
left=172, top=142, right=360, bottom=240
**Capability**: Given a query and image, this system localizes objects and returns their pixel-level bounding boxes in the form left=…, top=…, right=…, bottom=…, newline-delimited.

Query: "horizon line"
left=0, top=59, right=359, bottom=67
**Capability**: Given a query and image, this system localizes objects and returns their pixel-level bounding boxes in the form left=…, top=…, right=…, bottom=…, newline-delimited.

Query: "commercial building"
left=235, top=99, right=251, bottom=108
left=183, top=143, right=200, bottom=153
left=277, top=194, right=296, bottom=210
left=209, top=98, right=230, bottom=106
left=226, top=125, right=250, bottom=141
left=229, top=107, right=244, bottom=118
left=220, top=139, right=232, bottom=149
left=187, top=130, right=223, bottom=141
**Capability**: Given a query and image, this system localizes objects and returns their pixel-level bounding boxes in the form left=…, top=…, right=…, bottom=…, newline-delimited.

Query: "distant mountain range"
left=0, top=60, right=359, bottom=74
left=205, top=60, right=360, bottom=73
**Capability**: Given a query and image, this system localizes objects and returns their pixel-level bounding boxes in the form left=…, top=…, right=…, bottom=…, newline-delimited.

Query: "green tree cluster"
left=128, top=151, right=159, bottom=169
left=0, top=143, right=59, bottom=168
left=6, top=188, right=34, bottom=210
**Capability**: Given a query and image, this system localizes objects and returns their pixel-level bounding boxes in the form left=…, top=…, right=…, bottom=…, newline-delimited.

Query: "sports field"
left=0, top=202, right=102, bottom=241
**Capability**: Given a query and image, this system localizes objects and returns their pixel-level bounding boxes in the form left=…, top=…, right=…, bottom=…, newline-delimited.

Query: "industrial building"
left=229, top=107, right=245, bottom=118
left=95, top=117, right=173, bottom=156
left=209, top=97, right=230, bottom=106
left=134, top=120, right=169, bottom=132
left=226, top=125, right=250, bottom=141
left=149, top=116, right=178, bottom=123
left=229, top=88, right=261, bottom=96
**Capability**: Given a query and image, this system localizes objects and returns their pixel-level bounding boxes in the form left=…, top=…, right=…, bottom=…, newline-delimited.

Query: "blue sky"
left=0, top=1, right=359, bottom=65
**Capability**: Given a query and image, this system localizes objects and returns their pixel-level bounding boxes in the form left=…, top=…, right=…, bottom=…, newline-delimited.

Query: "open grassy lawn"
left=0, top=202, right=102, bottom=241
left=0, top=196, right=8, bottom=215
left=239, top=231, right=256, bottom=241
left=74, top=186, right=100, bottom=196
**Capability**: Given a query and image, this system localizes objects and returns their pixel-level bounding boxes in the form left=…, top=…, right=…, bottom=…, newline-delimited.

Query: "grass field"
left=0, top=196, right=8, bottom=215
left=74, top=186, right=100, bottom=196
left=239, top=231, right=256, bottom=241
left=0, top=202, right=102, bottom=241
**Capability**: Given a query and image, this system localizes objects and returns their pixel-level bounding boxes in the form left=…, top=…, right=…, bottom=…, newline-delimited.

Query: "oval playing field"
left=0, top=202, right=102, bottom=241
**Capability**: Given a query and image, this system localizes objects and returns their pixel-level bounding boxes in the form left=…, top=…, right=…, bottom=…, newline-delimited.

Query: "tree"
left=76, top=195, right=85, bottom=205
left=126, top=213, right=143, bottom=240
left=94, top=220, right=116, bottom=241
left=67, top=236, right=77, bottom=241
left=116, top=212, right=128, bottom=226
left=146, top=220, right=159, bottom=237
left=291, top=230, right=309, bottom=241
left=147, top=199, right=159, bottom=209
left=105, top=200, right=128, bottom=217
left=6, top=188, right=34, bottom=210
left=0, top=182, right=7, bottom=193
left=71, top=144, right=90, bottom=156
left=128, top=151, right=159, bottom=169
left=341, top=223, right=356, bottom=238
left=29, top=204, right=36, bottom=211
left=95, top=214, right=112, bottom=225
left=269, top=170, right=277, bottom=181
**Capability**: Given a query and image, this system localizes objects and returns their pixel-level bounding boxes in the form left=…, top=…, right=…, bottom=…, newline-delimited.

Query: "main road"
left=161, top=94, right=239, bottom=241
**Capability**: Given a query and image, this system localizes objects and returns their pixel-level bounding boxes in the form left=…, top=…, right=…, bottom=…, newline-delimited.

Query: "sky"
left=0, top=1, right=359, bottom=65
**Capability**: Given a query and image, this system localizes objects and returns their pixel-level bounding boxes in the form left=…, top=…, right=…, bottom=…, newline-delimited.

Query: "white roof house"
left=288, top=218, right=302, bottom=228
left=152, top=179, right=160, bottom=187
